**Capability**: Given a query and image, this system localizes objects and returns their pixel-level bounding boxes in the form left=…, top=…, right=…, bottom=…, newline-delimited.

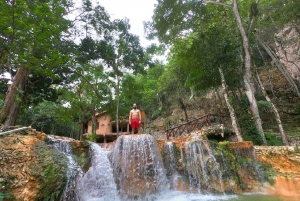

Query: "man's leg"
left=131, top=119, right=134, bottom=134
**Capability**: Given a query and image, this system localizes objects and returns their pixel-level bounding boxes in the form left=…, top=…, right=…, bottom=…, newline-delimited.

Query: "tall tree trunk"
left=78, top=123, right=83, bottom=141
left=79, top=107, right=88, bottom=140
left=91, top=106, right=96, bottom=134
left=0, top=65, right=27, bottom=124
left=3, top=102, right=21, bottom=127
left=178, top=98, right=189, bottom=122
left=232, top=0, right=267, bottom=144
left=219, top=67, right=243, bottom=142
left=116, top=72, right=120, bottom=137
left=3, top=67, right=29, bottom=127
left=256, top=71, right=289, bottom=145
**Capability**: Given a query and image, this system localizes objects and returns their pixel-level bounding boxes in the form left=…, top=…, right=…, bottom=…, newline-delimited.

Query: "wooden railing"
left=165, top=114, right=230, bottom=139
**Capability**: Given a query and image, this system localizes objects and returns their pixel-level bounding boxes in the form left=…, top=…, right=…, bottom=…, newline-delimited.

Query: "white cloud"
left=98, top=0, right=157, bottom=47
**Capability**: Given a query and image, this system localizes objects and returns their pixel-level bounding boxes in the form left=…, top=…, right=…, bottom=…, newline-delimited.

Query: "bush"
left=235, top=95, right=264, bottom=145
left=0, top=193, right=13, bottom=201
left=265, top=132, right=283, bottom=146
left=85, top=133, right=97, bottom=142
left=257, top=100, right=271, bottom=112
left=239, top=114, right=263, bottom=145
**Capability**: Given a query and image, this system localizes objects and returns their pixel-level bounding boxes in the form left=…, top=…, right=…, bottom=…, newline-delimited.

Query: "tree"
left=98, top=19, right=148, bottom=136
left=17, top=100, right=75, bottom=136
left=150, top=0, right=267, bottom=144
left=0, top=0, right=71, bottom=126
left=219, top=67, right=243, bottom=141
left=255, top=70, right=288, bottom=145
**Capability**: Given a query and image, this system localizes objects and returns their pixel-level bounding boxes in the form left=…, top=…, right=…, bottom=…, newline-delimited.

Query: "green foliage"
left=118, top=63, right=166, bottom=120
left=256, top=0, right=300, bottom=43
left=85, top=133, right=97, bottom=142
left=259, top=162, right=277, bottom=186
left=0, top=193, right=13, bottom=201
left=72, top=144, right=90, bottom=170
left=17, top=100, right=75, bottom=136
left=0, top=178, right=14, bottom=201
left=265, top=132, right=284, bottom=146
left=239, top=113, right=263, bottom=145
left=235, top=96, right=263, bottom=145
left=236, top=156, right=250, bottom=168
left=257, top=100, right=271, bottom=112
left=0, top=100, right=3, bottom=110
left=218, top=141, right=230, bottom=150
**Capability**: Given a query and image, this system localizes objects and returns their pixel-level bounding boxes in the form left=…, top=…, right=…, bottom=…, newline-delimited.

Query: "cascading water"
left=111, top=134, right=169, bottom=200
left=46, top=136, right=82, bottom=201
left=46, top=134, right=272, bottom=201
left=218, top=151, right=235, bottom=193
left=163, top=142, right=177, bottom=176
left=47, top=136, right=119, bottom=201
left=163, top=142, right=183, bottom=190
left=231, top=143, right=265, bottom=185
left=75, top=143, right=119, bottom=201
left=184, top=139, right=225, bottom=194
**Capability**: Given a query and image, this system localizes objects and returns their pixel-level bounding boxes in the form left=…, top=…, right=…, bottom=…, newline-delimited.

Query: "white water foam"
left=46, top=136, right=82, bottom=201
left=112, top=134, right=169, bottom=200
left=184, top=140, right=224, bottom=194
left=76, top=143, right=119, bottom=201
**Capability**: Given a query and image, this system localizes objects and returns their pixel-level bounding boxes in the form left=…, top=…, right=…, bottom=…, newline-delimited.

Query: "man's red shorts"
left=131, top=119, right=140, bottom=129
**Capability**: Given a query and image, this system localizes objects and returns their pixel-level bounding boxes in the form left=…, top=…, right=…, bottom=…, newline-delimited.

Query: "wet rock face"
left=0, top=130, right=68, bottom=201
left=255, top=146, right=300, bottom=198
left=159, top=140, right=272, bottom=194
left=111, top=134, right=168, bottom=199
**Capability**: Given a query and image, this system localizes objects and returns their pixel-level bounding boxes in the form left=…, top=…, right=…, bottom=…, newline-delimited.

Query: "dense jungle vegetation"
left=0, top=0, right=299, bottom=145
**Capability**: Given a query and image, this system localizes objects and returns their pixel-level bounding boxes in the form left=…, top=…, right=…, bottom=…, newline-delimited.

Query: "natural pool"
left=149, top=191, right=296, bottom=201
left=85, top=191, right=297, bottom=201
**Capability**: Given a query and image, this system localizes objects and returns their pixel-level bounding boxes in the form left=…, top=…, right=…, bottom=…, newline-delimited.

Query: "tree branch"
left=204, top=1, right=232, bottom=8
left=74, top=71, right=103, bottom=99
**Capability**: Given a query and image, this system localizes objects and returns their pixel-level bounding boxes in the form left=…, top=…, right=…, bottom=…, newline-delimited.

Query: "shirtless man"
left=129, top=103, right=141, bottom=134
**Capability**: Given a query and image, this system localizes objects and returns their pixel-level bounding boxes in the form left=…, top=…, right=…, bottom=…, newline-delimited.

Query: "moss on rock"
left=32, top=141, right=68, bottom=201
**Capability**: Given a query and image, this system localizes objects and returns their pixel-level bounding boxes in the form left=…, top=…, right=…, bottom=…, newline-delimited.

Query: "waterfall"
left=164, top=142, right=177, bottom=176
left=46, top=134, right=266, bottom=200
left=163, top=142, right=182, bottom=190
left=218, top=151, right=234, bottom=193
left=48, top=136, right=119, bottom=201
left=76, top=143, right=119, bottom=201
left=184, top=140, right=225, bottom=194
left=46, top=136, right=82, bottom=201
left=111, top=134, right=169, bottom=200
left=231, top=143, right=265, bottom=185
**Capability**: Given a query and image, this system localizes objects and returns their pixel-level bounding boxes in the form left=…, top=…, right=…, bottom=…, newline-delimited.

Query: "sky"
left=98, top=0, right=157, bottom=47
